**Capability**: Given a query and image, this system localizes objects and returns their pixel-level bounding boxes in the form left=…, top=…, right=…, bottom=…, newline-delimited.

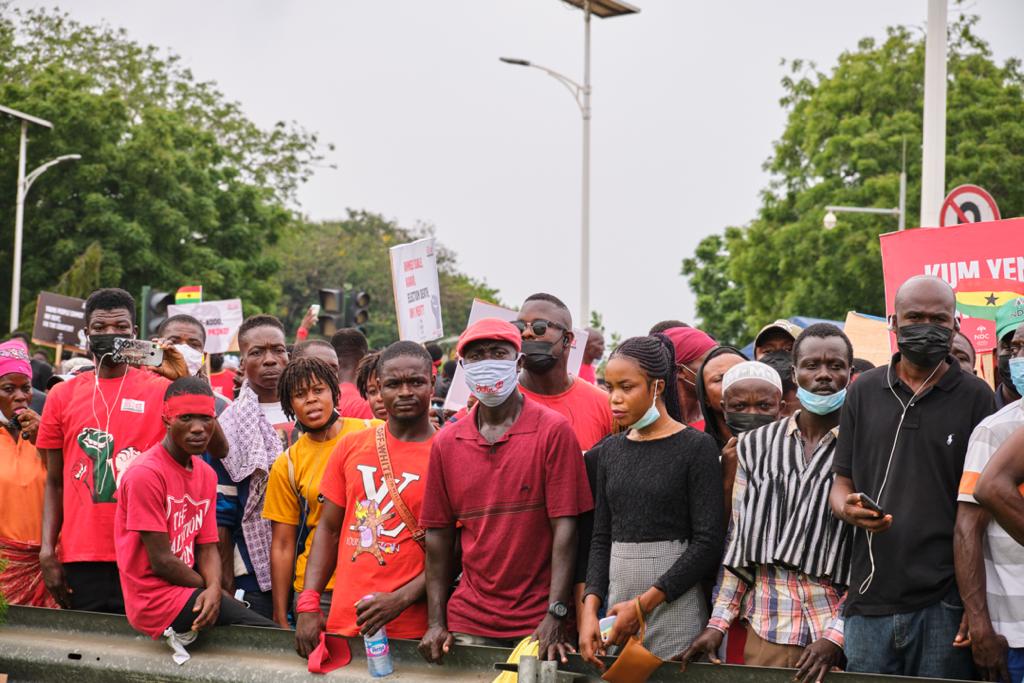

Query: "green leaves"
left=270, top=212, right=500, bottom=349
left=0, top=7, right=320, bottom=325
left=684, top=15, right=1024, bottom=345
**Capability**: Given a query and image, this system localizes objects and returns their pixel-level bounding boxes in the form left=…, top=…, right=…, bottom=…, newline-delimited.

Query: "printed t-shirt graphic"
left=36, top=367, right=170, bottom=562
left=262, top=417, right=382, bottom=591
left=114, top=444, right=218, bottom=638
left=318, top=427, right=433, bottom=638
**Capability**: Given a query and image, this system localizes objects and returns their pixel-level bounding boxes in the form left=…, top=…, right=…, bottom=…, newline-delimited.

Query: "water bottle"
left=361, top=595, right=394, bottom=677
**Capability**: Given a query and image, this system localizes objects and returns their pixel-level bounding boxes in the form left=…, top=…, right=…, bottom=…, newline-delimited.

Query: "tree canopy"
left=271, top=211, right=500, bottom=348
left=0, top=7, right=323, bottom=326
left=683, top=17, right=1024, bottom=346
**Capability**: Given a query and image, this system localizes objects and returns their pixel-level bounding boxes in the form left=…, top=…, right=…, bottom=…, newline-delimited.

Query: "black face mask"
left=521, top=339, right=560, bottom=373
left=297, top=409, right=340, bottom=434
left=759, top=350, right=794, bottom=383
left=896, top=323, right=953, bottom=368
left=88, top=334, right=127, bottom=364
left=725, top=411, right=776, bottom=434
left=998, top=354, right=1015, bottom=388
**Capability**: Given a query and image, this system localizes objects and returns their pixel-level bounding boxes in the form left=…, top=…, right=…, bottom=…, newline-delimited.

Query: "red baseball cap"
left=456, top=318, right=522, bottom=357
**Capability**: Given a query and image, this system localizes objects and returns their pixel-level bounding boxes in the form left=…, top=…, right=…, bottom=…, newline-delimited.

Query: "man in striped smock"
left=678, top=324, right=854, bottom=682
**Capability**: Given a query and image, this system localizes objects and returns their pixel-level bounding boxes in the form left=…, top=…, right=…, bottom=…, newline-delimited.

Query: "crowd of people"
left=1, top=277, right=1023, bottom=682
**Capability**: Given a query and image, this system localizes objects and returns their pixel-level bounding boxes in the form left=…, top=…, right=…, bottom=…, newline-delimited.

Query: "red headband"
left=163, top=395, right=217, bottom=421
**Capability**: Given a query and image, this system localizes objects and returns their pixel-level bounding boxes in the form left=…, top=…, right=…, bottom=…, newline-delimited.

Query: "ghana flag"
left=955, top=278, right=1024, bottom=320
left=175, top=285, right=202, bottom=305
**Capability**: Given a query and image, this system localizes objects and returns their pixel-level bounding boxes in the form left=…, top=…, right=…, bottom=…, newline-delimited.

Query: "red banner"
left=880, top=217, right=1024, bottom=352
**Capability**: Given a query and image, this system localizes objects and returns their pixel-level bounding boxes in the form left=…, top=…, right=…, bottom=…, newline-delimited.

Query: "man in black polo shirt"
left=830, top=275, right=994, bottom=679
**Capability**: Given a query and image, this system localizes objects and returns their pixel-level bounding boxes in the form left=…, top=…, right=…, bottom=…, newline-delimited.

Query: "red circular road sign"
left=939, top=184, right=1000, bottom=227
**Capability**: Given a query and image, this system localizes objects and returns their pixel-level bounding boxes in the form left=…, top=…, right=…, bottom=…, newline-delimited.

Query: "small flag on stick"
left=175, top=285, right=202, bottom=305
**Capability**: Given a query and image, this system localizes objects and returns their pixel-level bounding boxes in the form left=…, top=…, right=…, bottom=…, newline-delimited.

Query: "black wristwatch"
left=547, top=601, right=569, bottom=620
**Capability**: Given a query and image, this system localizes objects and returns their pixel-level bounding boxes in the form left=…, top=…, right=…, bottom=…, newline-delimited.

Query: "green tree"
left=684, top=17, right=1024, bottom=342
left=0, top=7, right=325, bottom=324
left=271, top=211, right=500, bottom=348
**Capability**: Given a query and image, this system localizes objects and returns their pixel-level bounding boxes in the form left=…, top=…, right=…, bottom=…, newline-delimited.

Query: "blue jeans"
left=845, top=590, right=975, bottom=679
left=1009, top=647, right=1024, bottom=683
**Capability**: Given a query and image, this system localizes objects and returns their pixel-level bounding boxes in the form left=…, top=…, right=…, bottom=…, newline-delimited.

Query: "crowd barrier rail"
left=0, top=605, right=971, bottom=682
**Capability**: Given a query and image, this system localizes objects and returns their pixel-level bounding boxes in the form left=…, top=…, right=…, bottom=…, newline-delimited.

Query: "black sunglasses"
left=512, top=319, right=567, bottom=336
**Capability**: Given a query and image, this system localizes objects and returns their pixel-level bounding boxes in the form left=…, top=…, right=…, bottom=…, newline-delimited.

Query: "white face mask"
left=462, top=358, right=519, bottom=407
left=175, top=344, right=205, bottom=376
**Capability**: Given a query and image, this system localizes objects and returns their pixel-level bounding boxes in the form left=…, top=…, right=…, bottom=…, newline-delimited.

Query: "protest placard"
left=443, top=299, right=589, bottom=411
left=880, top=217, right=1024, bottom=353
left=842, top=312, right=891, bottom=368
left=166, top=299, right=244, bottom=353
left=389, top=237, right=443, bottom=343
left=32, top=291, right=88, bottom=353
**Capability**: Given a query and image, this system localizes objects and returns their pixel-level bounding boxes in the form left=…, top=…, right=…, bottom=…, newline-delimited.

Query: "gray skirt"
left=608, top=540, right=707, bottom=660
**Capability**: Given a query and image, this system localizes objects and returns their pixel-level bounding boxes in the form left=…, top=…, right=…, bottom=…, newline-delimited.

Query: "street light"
left=500, top=0, right=638, bottom=323
left=822, top=140, right=908, bottom=232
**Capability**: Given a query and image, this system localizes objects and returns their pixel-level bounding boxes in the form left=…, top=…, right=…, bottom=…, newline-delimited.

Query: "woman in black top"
left=579, top=335, right=724, bottom=666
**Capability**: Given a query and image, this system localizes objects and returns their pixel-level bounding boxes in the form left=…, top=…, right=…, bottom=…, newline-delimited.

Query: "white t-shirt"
left=957, top=399, right=1024, bottom=648
left=260, top=402, right=288, bottom=427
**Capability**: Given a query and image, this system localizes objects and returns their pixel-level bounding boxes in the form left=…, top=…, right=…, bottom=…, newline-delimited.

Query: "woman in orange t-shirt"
left=0, top=340, right=56, bottom=607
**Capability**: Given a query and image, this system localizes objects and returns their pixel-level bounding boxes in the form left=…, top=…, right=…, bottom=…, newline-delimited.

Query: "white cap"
left=723, top=361, right=782, bottom=394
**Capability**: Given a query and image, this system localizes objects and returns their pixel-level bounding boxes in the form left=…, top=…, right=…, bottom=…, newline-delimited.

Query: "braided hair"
left=277, top=356, right=340, bottom=421
left=609, top=334, right=682, bottom=422
left=355, top=351, right=381, bottom=400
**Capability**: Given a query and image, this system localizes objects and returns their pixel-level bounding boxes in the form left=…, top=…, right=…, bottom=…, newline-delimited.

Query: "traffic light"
left=318, top=288, right=345, bottom=337
left=346, top=290, right=371, bottom=333
left=146, top=289, right=175, bottom=336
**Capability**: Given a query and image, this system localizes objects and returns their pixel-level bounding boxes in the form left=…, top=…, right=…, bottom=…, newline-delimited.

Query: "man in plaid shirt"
left=676, top=325, right=854, bottom=682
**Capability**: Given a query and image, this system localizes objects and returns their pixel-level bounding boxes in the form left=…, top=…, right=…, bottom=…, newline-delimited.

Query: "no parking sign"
left=939, top=184, right=1000, bottom=227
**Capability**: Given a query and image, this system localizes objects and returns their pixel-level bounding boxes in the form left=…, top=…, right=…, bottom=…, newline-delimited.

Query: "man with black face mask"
left=754, top=320, right=803, bottom=418
left=515, top=293, right=613, bottom=451
left=829, top=275, right=995, bottom=679
left=37, top=288, right=185, bottom=613
left=993, top=300, right=1024, bottom=409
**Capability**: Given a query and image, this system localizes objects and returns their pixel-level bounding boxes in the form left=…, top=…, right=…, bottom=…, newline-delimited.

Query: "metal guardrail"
left=0, top=605, right=971, bottom=682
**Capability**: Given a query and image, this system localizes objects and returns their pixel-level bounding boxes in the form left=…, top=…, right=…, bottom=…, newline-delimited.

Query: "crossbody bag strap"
left=374, top=425, right=426, bottom=549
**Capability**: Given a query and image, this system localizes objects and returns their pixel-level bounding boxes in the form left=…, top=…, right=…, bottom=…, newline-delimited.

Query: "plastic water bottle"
left=361, top=595, right=394, bottom=677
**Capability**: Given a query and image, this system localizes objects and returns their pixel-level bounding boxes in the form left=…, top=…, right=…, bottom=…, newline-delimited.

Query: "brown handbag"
left=374, top=425, right=426, bottom=549
left=601, top=599, right=663, bottom=683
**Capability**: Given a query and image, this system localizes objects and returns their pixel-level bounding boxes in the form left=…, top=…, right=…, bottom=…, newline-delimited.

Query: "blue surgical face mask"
left=629, top=381, right=662, bottom=431
left=796, top=385, right=847, bottom=416
left=462, top=358, right=519, bottom=407
left=1009, top=358, right=1024, bottom=397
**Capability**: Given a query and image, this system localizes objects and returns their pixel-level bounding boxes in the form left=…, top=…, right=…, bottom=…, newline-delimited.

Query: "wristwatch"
left=547, top=601, right=569, bottom=620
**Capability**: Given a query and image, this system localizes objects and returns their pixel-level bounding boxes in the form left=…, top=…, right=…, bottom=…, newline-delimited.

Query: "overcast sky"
left=19, top=0, right=1024, bottom=339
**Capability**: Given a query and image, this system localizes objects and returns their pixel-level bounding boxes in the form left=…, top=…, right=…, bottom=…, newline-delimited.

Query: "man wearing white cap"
left=718, top=361, right=785, bottom=435
left=678, top=324, right=854, bottom=681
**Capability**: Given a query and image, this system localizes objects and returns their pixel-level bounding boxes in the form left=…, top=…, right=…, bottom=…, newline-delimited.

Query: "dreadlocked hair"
left=355, top=351, right=381, bottom=399
left=610, top=334, right=683, bottom=423
left=277, top=356, right=340, bottom=421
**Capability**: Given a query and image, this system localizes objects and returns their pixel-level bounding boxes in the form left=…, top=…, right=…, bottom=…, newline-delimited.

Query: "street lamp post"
left=823, top=141, right=908, bottom=231
left=501, top=0, right=638, bottom=323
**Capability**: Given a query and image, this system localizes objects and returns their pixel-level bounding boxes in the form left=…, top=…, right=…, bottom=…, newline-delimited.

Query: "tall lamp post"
left=501, top=0, right=638, bottom=322
left=1, top=104, right=81, bottom=331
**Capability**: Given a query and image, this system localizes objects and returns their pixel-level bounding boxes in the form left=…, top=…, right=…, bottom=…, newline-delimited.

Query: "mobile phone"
left=858, top=493, right=885, bottom=516
left=112, top=338, right=164, bottom=367
left=309, top=304, right=320, bottom=318
left=430, top=398, right=445, bottom=411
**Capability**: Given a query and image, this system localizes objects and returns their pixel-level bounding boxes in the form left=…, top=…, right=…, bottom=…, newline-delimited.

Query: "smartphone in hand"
left=858, top=493, right=885, bottom=516
left=112, top=338, right=164, bottom=367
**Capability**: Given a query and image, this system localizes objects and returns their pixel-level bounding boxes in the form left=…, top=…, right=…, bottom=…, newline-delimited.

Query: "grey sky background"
left=22, top=1, right=1024, bottom=339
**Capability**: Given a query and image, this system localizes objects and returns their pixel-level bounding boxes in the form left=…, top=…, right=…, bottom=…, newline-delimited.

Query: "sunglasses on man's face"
left=512, top=319, right=567, bottom=336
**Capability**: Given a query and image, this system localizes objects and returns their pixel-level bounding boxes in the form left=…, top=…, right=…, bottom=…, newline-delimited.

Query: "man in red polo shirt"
left=515, top=294, right=613, bottom=451
left=418, top=318, right=592, bottom=665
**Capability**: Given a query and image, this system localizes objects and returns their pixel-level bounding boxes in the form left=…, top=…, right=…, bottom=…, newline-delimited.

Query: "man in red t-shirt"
left=418, top=318, right=592, bottom=665
left=331, top=329, right=374, bottom=419
left=116, top=377, right=275, bottom=641
left=578, top=327, right=605, bottom=385
left=515, top=293, right=613, bottom=451
left=37, top=288, right=186, bottom=613
left=207, top=354, right=237, bottom=401
left=295, top=341, right=437, bottom=657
